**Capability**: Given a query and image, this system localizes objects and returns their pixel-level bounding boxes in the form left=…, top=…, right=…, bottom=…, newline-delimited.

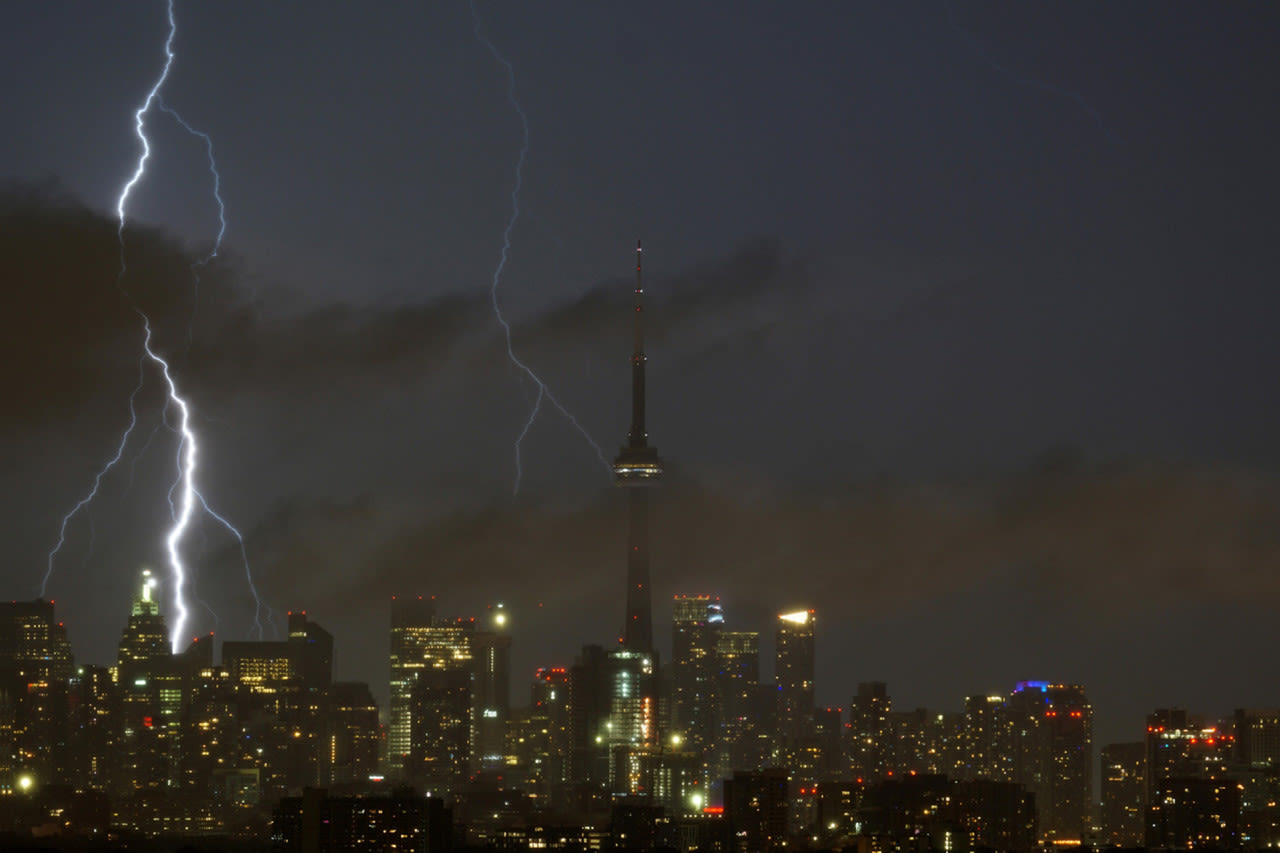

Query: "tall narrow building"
left=613, top=241, right=663, bottom=652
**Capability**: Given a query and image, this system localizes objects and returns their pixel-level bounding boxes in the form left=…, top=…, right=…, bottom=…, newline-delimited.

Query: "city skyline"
left=2, top=0, right=1279, bottom=768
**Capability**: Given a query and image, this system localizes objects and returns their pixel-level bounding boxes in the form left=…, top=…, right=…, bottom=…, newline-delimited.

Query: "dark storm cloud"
left=0, top=187, right=487, bottom=424
left=2, top=187, right=801, bottom=430
left=525, top=238, right=805, bottom=350
left=229, top=457, right=1279, bottom=627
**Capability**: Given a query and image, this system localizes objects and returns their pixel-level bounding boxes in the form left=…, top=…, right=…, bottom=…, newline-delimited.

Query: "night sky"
left=2, top=2, right=1279, bottom=750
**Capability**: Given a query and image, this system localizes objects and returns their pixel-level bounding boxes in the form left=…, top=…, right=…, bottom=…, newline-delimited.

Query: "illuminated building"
left=0, top=598, right=73, bottom=788
left=325, top=681, right=382, bottom=788
left=1007, top=681, right=1092, bottom=843
left=402, top=615, right=475, bottom=793
left=670, top=594, right=722, bottom=768
left=388, top=595, right=436, bottom=776
left=849, top=681, right=891, bottom=780
left=724, top=768, right=789, bottom=853
left=714, top=630, right=767, bottom=778
left=67, top=664, right=115, bottom=791
left=115, top=569, right=176, bottom=793
left=958, top=693, right=1015, bottom=782
left=513, top=666, right=571, bottom=796
left=471, top=606, right=512, bottom=776
left=775, top=608, right=815, bottom=766
left=1100, top=741, right=1145, bottom=847
left=271, top=787, right=452, bottom=853
left=1145, top=778, right=1240, bottom=849
left=1144, top=708, right=1234, bottom=803
left=222, top=611, right=336, bottom=793
left=568, top=644, right=657, bottom=796
left=613, top=241, right=664, bottom=654
left=1234, top=707, right=1280, bottom=767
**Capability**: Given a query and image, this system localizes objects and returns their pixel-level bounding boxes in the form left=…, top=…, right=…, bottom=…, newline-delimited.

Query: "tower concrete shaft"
left=613, top=241, right=663, bottom=653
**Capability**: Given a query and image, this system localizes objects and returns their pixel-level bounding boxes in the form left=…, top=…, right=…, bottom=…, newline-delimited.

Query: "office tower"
left=117, top=570, right=168, bottom=679
left=0, top=598, right=73, bottom=788
left=613, top=241, right=664, bottom=653
left=715, top=630, right=765, bottom=778
left=959, top=693, right=1015, bottom=782
left=512, top=667, right=571, bottom=796
left=0, top=598, right=73, bottom=683
left=402, top=616, right=476, bottom=793
left=115, top=569, right=202, bottom=793
left=775, top=609, right=816, bottom=765
left=325, top=681, right=382, bottom=788
left=670, top=594, right=723, bottom=759
left=67, top=664, right=115, bottom=791
left=287, top=610, right=334, bottom=689
left=724, top=768, right=790, bottom=853
left=388, top=595, right=436, bottom=775
left=1100, top=742, right=1145, bottom=847
left=1234, top=708, right=1280, bottom=767
left=222, top=610, right=332, bottom=692
left=568, top=644, right=657, bottom=796
left=849, top=682, right=891, bottom=780
left=1146, top=779, right=1241, bottom=849
left=1007, top=681, right=1092, bottom=843
left=1144, top=708, right=1234, bottom=805
left=472, top=606, right=512, bottom=775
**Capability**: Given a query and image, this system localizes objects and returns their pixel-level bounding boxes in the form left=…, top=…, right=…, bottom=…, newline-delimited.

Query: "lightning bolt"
left=40, top=359, right=146, bottom=598
left=45, top=0, right=274, bottom=650
left=469, top=1, right=610, bottom=495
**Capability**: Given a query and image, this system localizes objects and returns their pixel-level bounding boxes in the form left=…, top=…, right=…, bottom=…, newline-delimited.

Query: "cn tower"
left=613, top=240, right=663, bottom=652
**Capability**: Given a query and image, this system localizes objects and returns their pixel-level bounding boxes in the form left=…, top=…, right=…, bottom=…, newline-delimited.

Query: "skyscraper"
left=613, top=241, right=663, bottom=653
left=388, top=595, right=436, bottom=776
left=1008, top=681, right=1093, bottom=842
left=715, top=630, right=766, bottom=777
left=471, top=606, right=512, bottom=775
left=670, top=594, right=722, bottom=760
left=775, top=608, right=816, bottom=765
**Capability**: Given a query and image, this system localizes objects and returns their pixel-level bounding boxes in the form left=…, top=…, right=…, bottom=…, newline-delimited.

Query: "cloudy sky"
left=2, top=2, right=1278, bottom=748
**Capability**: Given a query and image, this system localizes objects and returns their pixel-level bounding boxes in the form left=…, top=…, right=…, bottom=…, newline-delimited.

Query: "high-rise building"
left=388, top=595, right=437, bottom=775
left=472, top=606, right=512, bottom=775
left=1100, top=741, right=1146, bottom=846
left=613, top=241, right=664, bottom=653
left=0, top=598, right=74, bottom=790
left=849, top=682, right=891, bottom=780
left=1234, top=707, right=1280, bottom=768
left=724, top=768, right=790, bottom=853
left=958, top=693, right=1015, bottom=782
left=399, top=615, right=476, bottom=792
left=324, top=681, right=381, bottom=788
left=715, top=631, right=766, bottom=778
left=775, top=608, right=816, bottom=765
left=1007, top=681, right=1092, bottom=843
left=512, top=667, right=570, bottom=796
left=670, top=594, right=722, bottom=761
left=1144, top=708, right=1234, bottom=804
left=568, top=644, right=658, bottom=796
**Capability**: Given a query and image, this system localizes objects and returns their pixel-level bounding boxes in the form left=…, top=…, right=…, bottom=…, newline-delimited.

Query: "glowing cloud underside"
left=468, top=1, right=610, bottom=494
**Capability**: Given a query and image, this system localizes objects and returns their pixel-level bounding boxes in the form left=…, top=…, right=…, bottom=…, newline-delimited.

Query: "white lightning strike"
left=41, top=359, right=146, bottom=597
left=46, top=0, right=273, bottom=649
left=141, top=318, right=193, bottom=650
left=469, top=1, right=610, bottom=494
